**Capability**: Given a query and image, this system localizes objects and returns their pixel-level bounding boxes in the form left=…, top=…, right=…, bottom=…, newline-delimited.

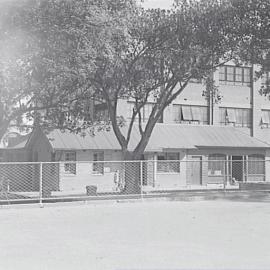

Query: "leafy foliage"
left=0, top=0, right=269, bottom=160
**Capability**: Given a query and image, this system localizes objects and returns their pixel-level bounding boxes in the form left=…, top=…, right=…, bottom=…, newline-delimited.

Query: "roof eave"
left=195, top=145, right=270, bottom=149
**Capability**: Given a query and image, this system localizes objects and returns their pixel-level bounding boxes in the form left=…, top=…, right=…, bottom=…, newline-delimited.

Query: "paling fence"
left=0, top=159, right=268, bottom=205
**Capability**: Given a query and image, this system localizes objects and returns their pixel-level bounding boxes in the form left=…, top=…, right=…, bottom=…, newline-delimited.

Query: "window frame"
left=219, top=107, right=251, bottom=128
left=127, top=102, right=163, bottom=123
left=219, top=65, right=251, bottom=86
left=94, top=103, right=109, bottom=121
left=261, top=110, right=270, bottom=128
left=64, top=151, right=76, bottom=175
left=261, top=72, right=270, bottom=86
left=247, top=154, right=265, bottom=176
left=208, top=154, right=226, bottom=176
left=173, top=104, right=208, bottom=125
left=182, top=106, right=193, bottom=121
left=92, top=151, right=104, bottom=175
left=157, top=152, right=180, bottom=174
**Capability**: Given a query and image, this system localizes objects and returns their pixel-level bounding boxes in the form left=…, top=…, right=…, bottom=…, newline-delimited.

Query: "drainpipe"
left=211, top=84, right=214, bottom=125
left=250, top=39, right=255, bottom=137
left=209, top=54, right=215, bottom=126
left=250, top=63, right=255, bottom=137
left=208, top=70, right=214, bottom=126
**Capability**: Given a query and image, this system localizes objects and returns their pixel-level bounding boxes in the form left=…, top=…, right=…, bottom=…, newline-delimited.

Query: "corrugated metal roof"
left=8, top=139, right=29, bottom=149
left=6, top=134, right=30, bottom=149
left=46, top=124, right=270, bottom=151
left=47, top=129, right=121, bottom=150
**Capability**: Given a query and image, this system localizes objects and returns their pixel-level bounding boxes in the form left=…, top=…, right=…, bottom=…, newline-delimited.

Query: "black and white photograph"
left=0, top=0, right=269, bottom=269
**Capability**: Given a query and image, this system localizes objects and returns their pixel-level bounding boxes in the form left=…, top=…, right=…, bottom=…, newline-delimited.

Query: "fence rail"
left=0, top=159, right=269, bottom=205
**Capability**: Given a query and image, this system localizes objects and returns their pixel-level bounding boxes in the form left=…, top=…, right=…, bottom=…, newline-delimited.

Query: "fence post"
left=39, top=162, right=43, bottom=207
left=224, top=158, right=227, bottom=190
left=140, top=160, right=143, bottom=201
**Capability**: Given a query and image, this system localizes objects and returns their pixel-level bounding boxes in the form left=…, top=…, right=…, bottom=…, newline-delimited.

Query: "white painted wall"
left=151, top=151, right=187, bottom=189
left=57, top=150, right=123, bottom=193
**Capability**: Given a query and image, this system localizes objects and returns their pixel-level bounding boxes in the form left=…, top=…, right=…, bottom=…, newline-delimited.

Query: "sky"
left=140, top=0, right=175, bottom=9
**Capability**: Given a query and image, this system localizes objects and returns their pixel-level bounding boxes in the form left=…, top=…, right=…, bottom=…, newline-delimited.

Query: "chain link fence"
left=0, top=159, right=269, bottom=205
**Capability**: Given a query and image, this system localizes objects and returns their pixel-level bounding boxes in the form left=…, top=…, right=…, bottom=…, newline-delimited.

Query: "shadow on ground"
left=167, top=190, right=270, bottom=202
left=1, top=190, right=270, bottom=205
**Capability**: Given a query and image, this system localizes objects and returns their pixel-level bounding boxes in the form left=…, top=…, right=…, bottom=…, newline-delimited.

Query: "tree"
left=52, top=0, right=260, bottom=160
left=1, top=0, right=269, bottom=192
left=233, top=0, right=270, bottom=95
left=0, top=0, right=130, bottom=140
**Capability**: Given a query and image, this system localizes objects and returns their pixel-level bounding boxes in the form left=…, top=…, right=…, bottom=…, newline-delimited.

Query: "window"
left=208, top=154, right=226, bottom=176
left=226, top=66, right=234, bottom=82
left=64, top=151, right=76, bottom=174
left=182, top=106, right=192, bottom=120
left=261, top=110, right=270, bottom=127
left=219, top=107, right=251, bottom=127
left=235, top=67, right=243, bottom=82
left=219, top=65, right=251, bottom=86
left=191, top=106, right=201, bottom=121
left=94, top=103, right=109, bottom=121
left=248, top=154, right=265, bottom=176
left=243, top=68, right=251, bottom=83
left=157, top=152, right=180, bottom=173
left=173, top=104, right=208, bottom=125
left=93, top=152, right=104, bottom=174
left=143, top=103, right=152, bottom=121
left=219, top=66, right=226, bottom=81
left=128, top=102, right=163, bottom=123
left=80, top=100, right=94, bottom=121
left=262, top=72, right=270, bottom=86
left=227, top=108, right=236, bottom=123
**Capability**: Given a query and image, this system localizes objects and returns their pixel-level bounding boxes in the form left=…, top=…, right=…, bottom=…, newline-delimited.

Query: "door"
left=189, top=156, right=202, bottom=185
left=231, top=156, right=243, bottom=182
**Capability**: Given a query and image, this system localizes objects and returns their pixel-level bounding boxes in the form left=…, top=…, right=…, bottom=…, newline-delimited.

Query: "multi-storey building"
left=116, top=64, right=269, bottom=140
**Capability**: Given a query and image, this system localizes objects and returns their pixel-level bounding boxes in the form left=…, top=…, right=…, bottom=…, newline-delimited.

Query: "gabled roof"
left=45, top=124, right=270, bottom=151
left=5, top=128, right=51, bottom=150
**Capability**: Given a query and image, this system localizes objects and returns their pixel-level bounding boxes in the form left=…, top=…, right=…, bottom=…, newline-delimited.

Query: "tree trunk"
left=122, top=151, right=142, bottom=195
left=120, top=124, right=155, bottom=195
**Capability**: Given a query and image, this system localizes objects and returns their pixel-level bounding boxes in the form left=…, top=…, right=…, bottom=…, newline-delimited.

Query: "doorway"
left=231, top=156, right=244, bottom=182
left=189, top=156, right=202, bottom=185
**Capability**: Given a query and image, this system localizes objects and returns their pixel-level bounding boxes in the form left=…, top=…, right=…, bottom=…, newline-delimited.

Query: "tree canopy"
left=0, top=0, right=136, bottom=139
left=0, top=0, right=269, bottom=158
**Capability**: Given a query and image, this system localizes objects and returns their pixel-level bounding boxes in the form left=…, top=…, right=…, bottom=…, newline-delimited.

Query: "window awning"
left=226, top=108, right=236, bottom=122
left=181, top=106, right=192, bottom=121
left=262, top=111, right=270, bottom=124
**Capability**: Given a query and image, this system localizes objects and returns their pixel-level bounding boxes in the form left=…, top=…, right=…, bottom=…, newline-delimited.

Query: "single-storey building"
left=1, top=124, right=270, bottom=193
left=0, top=130, right=58, bottom=192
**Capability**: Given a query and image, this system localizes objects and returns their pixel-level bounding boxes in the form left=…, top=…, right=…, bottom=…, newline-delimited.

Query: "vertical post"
left=246, top=155, right=249, bottom=183
left=223, top=158, right=226, bottom=190
left=242, top=156, right=246, bottom=182
left=153, top=154, right=157, bottom=187
left=250, top=62, right=255, bottom=137
left=229, top=156, right=232, bottom=183
left=225, top=156, right=229, bottom=189
left=39, top=162, right=43, bottom=207
left=140, top=160, right=143, bottom=201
